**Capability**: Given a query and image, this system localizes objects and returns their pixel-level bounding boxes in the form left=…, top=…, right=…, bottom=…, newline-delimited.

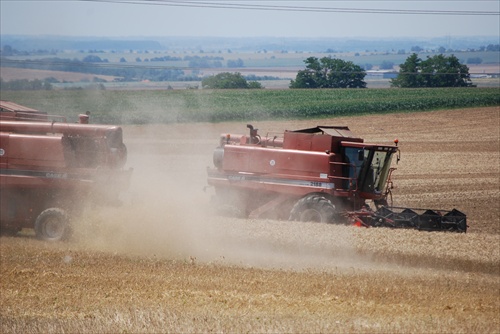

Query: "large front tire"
left=289, top=194, right=336, bottom=223
left=34, top=208, right=71, bottom=242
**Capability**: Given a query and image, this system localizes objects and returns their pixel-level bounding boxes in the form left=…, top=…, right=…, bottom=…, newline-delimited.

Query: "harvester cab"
left=341, top=142, right=398, bottom=201
left=207, top=124, right=467, bottom=232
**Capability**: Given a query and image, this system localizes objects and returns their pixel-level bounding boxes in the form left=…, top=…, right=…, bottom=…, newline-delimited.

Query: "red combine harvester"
left=207, top=124, right=467, bottom=232
left=0, top=100, right=132, bottom=241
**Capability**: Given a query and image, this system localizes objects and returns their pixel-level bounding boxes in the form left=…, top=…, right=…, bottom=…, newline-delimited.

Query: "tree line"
left=0, top=78, right=53, bottom=90
left=0, top=53, right=482, bottom=90
left=201, top=53, right=475, bottom=89
left=287, top=53, right=474, bottom=89
left=0, top=54, right=250, bottom=83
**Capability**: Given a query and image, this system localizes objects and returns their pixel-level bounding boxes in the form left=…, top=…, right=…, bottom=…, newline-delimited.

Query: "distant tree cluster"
left=1, top=57, right=197, bottom=82
left=187, top=56, right=223, bottom=68
left=184, top=55, right=224, bottom=61
left=1, top=45, right=57, bottom=56
left=406, top=44, right=500, bottom=53
left=0, top=78, right=53, bottom=90
left=391, top=53, right=473, bottom=88
left=483, top=44, right=500, bottom=52
left=82, top=55, right=109, bottom=63
left=201, top=72, right=262, bottom=89
left=227, top=58, right=244, bottom=68
left=244, top=74, right=281, bottom=81
left=467, top=57, right=483, bottom=64
left=379, top=60, right=395, bottom=70
left=147, top=55, right=183, bottom=62
left=290, top=57, right=366, bottom=88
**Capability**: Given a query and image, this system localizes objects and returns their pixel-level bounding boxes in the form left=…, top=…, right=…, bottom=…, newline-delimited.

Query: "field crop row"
left=1, top=87, right=498, bottom=124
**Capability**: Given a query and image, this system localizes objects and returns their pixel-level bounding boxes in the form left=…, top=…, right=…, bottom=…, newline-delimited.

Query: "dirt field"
left=1, top=107, right=499, bottom=333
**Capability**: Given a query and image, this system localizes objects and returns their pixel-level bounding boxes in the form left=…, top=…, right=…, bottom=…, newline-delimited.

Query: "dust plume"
left=70, top=122, right=374, bottom=271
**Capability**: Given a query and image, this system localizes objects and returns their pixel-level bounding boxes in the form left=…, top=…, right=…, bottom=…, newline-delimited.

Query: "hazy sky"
left=1, top=0, right=499, bottom=38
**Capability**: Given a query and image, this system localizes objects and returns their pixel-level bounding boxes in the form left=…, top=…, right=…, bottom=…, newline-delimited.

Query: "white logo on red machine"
left=0, top=149, right=4, bottom=156
left=269, top=159, right=276, bottom=166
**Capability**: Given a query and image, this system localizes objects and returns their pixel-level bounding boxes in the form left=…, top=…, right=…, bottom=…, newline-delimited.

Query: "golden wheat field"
left=1, top=106, right=499, bottom=333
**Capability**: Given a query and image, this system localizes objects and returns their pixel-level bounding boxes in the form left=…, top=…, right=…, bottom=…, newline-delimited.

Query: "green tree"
left=390, top=53, right=423, bottom=88
left=290, top=57, right=366, bottom=89
left=247, top=81, right=263, bottom=89
left=201, top=72, right=261, bottom=89
left=391, top=53, right=473, bottom=88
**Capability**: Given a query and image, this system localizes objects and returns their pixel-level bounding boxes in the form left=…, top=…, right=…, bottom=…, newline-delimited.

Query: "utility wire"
left=78, top=0, right=500, bottom=16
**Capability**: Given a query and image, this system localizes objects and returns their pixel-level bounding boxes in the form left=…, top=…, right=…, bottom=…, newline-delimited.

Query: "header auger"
left=207, top=124, right=467, bottom=232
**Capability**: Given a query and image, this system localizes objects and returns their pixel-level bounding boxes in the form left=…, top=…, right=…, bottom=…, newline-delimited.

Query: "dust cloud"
left=70, top=122, right=374, bottom=272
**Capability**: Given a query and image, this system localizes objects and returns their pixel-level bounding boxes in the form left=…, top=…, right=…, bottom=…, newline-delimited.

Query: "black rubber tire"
left=289, top=194, right=336, bottom=223
left=34, top=208, right=71, bottom=242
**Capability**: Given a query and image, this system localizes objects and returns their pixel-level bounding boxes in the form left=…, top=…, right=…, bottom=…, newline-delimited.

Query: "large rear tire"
left=289, top=194, right=336, bottom=223
left=34, top=208, right=71, bottom=242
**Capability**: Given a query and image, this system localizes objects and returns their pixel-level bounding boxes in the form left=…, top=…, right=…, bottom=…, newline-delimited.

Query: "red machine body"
left=0, top=100, right=132, bottom=240
left=208, top=125, right=397, bottom=217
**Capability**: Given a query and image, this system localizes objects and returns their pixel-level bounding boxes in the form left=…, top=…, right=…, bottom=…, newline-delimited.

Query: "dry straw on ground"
left=1, top=107, right=499, bottom=333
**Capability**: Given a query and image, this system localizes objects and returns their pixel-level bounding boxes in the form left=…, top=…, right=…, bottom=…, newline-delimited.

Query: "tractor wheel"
left=34, top=208, right=71, bottom=242
left=289, top=194, right=336, bottom=223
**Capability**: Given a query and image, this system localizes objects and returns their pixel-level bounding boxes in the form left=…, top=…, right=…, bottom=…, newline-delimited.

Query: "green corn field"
left=1, top=87, right=498, bottom=124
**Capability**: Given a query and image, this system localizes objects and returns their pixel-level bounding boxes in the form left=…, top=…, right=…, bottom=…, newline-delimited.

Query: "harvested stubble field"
left=1, top=107, right=499, bottom=333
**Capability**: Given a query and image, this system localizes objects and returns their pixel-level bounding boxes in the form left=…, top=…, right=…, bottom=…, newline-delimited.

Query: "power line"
left=78, top=0, right=500, bottom=16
